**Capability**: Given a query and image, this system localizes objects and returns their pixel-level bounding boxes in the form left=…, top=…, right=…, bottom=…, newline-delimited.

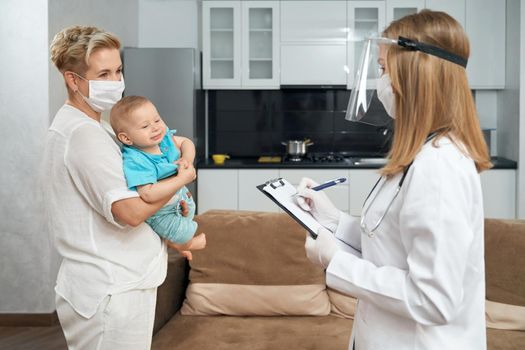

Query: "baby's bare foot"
left=188, top=233, right=206, bottom=250
left=180, top=250, right=193, bottom=261
left=179, top=200, right=189, bottom=216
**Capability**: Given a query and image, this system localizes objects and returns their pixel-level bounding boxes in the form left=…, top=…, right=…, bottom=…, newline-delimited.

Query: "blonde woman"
left=43, top=26, right=195, bottom=349
left=298, top=11, right=492, bottom=350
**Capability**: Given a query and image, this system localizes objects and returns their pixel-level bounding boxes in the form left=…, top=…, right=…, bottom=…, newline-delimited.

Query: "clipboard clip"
left=265, top=177, right=286, bottom=189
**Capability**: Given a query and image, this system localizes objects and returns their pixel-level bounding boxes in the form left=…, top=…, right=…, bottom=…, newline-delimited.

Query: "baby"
left=110, top=95, right=205, bottom=260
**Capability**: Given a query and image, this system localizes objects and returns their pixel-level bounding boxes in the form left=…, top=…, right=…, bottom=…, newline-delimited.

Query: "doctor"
left=298, top=10, right=492, bottom=350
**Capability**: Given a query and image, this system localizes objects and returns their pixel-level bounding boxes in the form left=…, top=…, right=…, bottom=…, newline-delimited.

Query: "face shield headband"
left=345, top=36, right=468, bottom=125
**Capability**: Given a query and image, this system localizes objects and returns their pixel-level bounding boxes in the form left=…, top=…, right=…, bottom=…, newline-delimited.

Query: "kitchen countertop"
left=196, top=156, right=517, bottom=170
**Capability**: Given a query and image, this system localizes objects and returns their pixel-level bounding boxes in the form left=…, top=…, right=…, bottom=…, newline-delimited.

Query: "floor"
left=0, top=326, right=67, bottom=350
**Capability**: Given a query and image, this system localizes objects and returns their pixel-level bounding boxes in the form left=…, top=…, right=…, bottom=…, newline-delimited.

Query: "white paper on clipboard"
left=257, top=178, right=322, bottom=238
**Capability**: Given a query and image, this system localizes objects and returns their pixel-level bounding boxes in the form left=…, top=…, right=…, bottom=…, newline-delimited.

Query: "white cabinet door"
left=197, top=169, right=238, bottom=214
left=465, top=0, right=505, bottom=89
left=281, top=44, right=347, bottom=85
left=424, top=0, right=465, bottom=29
left=280, top=1, right=347, bottom=43
left=480, top=169, right=516, bottom=219
left=347, top=1, right=386, bottom=88
left=203, top=1, right=242, bottom=88
left=349, top=169, right=382, bottom=216
left=280, top=169, right=350, bottom=211
left=386, top=0, right=425, bottom=23
left=241, top=1, right=280, bottom=88
left=238, top=169, right=280, bottom=212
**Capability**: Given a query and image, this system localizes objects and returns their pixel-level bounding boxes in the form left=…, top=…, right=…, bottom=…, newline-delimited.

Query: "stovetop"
left=282, top=152, right=351, bottom=164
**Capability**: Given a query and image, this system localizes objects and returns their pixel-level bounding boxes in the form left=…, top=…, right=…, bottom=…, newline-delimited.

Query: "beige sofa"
left=151, top=210, right=525, bottom=350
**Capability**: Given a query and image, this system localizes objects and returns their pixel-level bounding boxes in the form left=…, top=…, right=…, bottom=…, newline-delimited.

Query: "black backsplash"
left=208, top=89, right=393, bottom=157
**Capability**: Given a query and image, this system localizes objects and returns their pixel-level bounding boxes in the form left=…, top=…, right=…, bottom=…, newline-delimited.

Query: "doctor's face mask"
left=345, top=36, right=468, bottom=126
left=376, top=74, right=395, bottom=119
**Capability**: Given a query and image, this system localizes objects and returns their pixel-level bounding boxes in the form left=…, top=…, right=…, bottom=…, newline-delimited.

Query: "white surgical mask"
left=376, top=74, right=395, bottom=119
left=74, top=73, right=125, bottom=112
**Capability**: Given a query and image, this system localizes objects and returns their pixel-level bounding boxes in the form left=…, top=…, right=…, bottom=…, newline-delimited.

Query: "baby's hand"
left=177, top=164, right=196, bottom=184
left=175, top=158, right=190, bottom=169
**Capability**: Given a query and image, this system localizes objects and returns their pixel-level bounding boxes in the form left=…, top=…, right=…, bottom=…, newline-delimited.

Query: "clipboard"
left=256, top=178, right=322, bottom=238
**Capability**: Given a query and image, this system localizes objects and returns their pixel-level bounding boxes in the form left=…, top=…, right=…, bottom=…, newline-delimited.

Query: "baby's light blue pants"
left=146, top=187, right=197, bottom=244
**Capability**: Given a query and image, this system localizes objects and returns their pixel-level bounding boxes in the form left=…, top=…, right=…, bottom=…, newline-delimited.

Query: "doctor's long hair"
left=381, top=10, right=492, bottom=176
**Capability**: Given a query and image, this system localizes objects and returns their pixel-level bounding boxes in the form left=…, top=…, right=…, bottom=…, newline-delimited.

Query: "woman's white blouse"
left=327, top=137, right=486, bottom=350
left=42, top=104, right=167, bottom=318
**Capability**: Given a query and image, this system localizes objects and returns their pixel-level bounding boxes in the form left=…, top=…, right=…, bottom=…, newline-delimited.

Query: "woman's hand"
left=305, top=227, right=340, bottom=269
left=296, top=177, right=341, bottom=232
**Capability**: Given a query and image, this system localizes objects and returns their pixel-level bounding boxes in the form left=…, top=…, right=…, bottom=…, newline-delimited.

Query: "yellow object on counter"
left=212, top=154, right=230, bottom=165
left=258, top=156, right=282, bottom=163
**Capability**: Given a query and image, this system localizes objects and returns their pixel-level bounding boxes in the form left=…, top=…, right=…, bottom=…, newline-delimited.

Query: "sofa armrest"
left=153, top=250, right=189, bottom=335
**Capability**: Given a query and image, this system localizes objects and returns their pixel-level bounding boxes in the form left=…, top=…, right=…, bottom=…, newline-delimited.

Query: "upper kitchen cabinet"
left=203, top=1, right=241, bottom=88
left=465, top=0, right=505, bottom=89
left=347, top=1, right=386, bottom=88
left=203, top=1, right=280, bottom=89
left=241, top=1, right=280, bottom=88
left=280, top=1, right=347, bottom=86
left=386, top=0, right=425, bottom=23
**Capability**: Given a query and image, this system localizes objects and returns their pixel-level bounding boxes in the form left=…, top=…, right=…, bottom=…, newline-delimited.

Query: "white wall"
left=517, top=1, right=525, bottom=219
left=0, top=0, right=52, bottom=312
left=0, top=0, right=139, bottom=314
left=138, top=0, right=201, bottom=49
left=48, top=0, right=139, bottom=124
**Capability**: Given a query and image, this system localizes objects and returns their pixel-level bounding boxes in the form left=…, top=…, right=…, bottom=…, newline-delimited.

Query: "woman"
left=298, top=11, right=492, bottom=350
left=43, top=26, right=195, bottom=349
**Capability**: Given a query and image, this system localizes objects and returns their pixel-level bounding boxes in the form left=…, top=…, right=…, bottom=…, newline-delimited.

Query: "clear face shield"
left=345, top=37, right=397, bottom=126
left=345, top=36, right=468, bottom=126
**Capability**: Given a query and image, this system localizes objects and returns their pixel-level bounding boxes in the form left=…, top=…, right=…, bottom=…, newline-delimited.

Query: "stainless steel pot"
left=281, top=139, right=314, bottom=157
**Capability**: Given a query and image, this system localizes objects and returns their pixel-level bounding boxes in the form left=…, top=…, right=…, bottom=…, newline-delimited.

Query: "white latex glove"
left=304, top=227, right=341, bottom=269
left=296, top=177, right=341, bottom=232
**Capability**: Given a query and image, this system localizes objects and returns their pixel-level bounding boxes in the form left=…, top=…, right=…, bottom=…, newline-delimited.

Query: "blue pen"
left=311, top=177, right=347, bottom=191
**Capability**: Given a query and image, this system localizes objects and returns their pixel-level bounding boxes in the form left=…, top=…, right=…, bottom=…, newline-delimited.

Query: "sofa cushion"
left=484, top=219, right=525, bottom=331
left=152, top=312, right=353, bottom=350
left=181, top=210, right=331, bottom=316
left=485, top=219, right=525, bottom=306
left=328, top=288, right=358, bottom=319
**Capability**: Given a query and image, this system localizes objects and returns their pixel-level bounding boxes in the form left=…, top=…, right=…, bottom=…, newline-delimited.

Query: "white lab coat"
left=326, top=137, right=486, bottom=350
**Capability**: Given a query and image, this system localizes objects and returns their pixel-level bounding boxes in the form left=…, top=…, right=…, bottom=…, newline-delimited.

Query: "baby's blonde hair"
left=110, top=96, right=151, bottom=134
left=50, top=25, right=120, bottom=74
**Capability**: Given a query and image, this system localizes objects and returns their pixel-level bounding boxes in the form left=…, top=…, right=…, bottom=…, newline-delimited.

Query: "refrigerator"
left=123, top=47, right=204, bottom=197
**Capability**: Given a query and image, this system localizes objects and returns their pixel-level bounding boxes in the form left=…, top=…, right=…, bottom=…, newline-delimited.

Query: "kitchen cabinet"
left=281, top=45, right=347, bottom=85
left=465, top=0, right=505, bottom=89
left=280, top=0, right=347, bottom=86
left=197, top=169, right=238, bottom=214
left=347, top=1, right=387, bottom=88
left=198, top=168, right=517, bottom=220
left=203, top=0, right=280, bottom=89
left=349, top=169, right=382, bottom=215
left=238, top=169, right=279, bottom=212
left=203, top=1, right=241, bottom=88
left=386, top=0, right=425, bottom=23
left=480, top=169, right=516, bottom=219
left=241, top=1, right=280, bottom=88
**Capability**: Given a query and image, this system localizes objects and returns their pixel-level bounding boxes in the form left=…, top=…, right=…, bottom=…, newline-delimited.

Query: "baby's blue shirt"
left=122, top=129, right=181, bottom=190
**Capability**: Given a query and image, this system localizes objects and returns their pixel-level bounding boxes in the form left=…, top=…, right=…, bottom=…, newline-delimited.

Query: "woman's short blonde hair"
left=50, top=25, right=120, bottom=74
left=381, top=10, right=492, bottom=175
